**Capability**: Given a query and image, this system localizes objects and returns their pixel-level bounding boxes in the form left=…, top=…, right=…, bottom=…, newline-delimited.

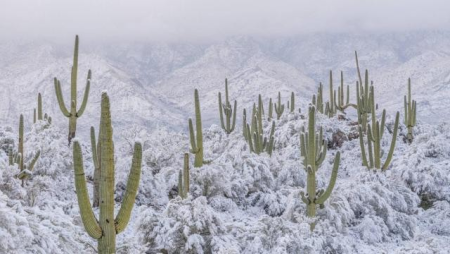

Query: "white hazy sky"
left=1, top=0, right=450, bottom=43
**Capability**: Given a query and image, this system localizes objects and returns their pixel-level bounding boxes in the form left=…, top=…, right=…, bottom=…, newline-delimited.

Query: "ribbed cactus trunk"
left=37, top=93, right=43, bottom=120
left=404, top=78, right=417, bottom=143
left=18, top=115, right=24, bottom=186
left=300, top=106, right=340, bottom=230
left=73, top=92, right=142, bottom=254
left=98, top=93, right=116, bottom=253
left=54, top=35, right=91, bottom=145
left=90, top=126, right=101, bottom=208
left=189, top=89, right=204, bottom=167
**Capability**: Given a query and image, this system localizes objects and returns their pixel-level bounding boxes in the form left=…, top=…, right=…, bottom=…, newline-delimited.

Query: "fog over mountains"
left=1, top=31, right=449, bottom=135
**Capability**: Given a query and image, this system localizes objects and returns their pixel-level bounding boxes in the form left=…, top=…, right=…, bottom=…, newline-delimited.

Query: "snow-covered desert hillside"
left=0, top=32, right=450, bottom=253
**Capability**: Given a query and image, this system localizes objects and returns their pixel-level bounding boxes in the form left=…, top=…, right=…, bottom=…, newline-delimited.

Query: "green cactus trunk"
left=189, top=89, right=204, bottom=167
left=300, top=106, right=340, bottom=230
left=38, top=93, right=43, bottom=120
left=218, top=79, right=237, bottom=134
left=90, top=126, right=101, bottom=208
left=404, top=78, right=417, bottom=143
left=290, top=92, right=295, bottom=113
left=73, top=92, right=142, bottom=254
left=274, top=92, right=284, bottom=120
left=54, top=35, right=91, bottom=145
left=178, top=153, right=190, bottom=199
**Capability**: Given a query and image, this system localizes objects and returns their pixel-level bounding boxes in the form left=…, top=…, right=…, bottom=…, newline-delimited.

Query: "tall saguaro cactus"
left=37, top=93, right=43, bottom=121
left=289, top=92, right=295, bottom=113
left=359, top=110, right=399, bottom=170
left=274, top=92, right=285, bottom=120
left=218, top=79, right=237, bottom=134
left=300, top=106, right=341, bottom=230
left=14, top=115, right=41, bottom=186
left=404, top=78, right=417, bottom=143
left=54, top=35, right=91, bottom=145
left=189, top=89, right=204, bottom=167
left=335, top=71, right=356, bottom=112
left=326, top=71, right=336, bottom=117
left=178, top=153, right=190, bottom=199
left=73, top=92, right=142, bottom=254
left=356, top=71, right=374, bottom=133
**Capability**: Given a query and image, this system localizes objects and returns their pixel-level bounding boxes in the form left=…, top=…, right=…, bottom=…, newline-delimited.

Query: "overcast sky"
left=1, top=0, right=450, bottom=43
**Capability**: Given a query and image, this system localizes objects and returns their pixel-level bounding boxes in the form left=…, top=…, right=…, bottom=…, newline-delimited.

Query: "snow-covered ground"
left=1, top=104, right=449, bottom=253
left=1, top=32, right=450, bottom=253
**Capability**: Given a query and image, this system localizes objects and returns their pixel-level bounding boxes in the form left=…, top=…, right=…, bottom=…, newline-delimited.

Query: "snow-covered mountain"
left=1, top=31, right=450, bottom=253
left=1, top=31, right=450, bottom=133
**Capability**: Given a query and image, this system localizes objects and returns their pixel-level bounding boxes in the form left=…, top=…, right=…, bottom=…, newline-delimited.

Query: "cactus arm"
left=73, top=141, right=102, bottom=239
left=77, top=70, right=91, bottom=117
left=316, top=152, right=340, bottom=204
left=178, top=170, right=183, bottom=198
left=218, top=92, right=225, bottom=130
left=27, top=150, right=40, bottom=172
left=243, top=109, right=247, bottom=140
left=367, top=125, right=374, bottom=168
left=54, top=78, right=71, bottom=117
left=18, top=114, right=24, bottom=171
left=115, top=142, right=142, bottom=234
left=183, top=153, right=190, bottom=196
left=382, top=112, right=400, bottom=170
left=358, top=126, right=368, bottom=167
left=315, top=140, right=327, bottom=167
left=188, top=119, right=198, bottom=153
left=230, top=100, right=237, bottom=132
left=355, top=51, right=363, bottom=86
left=300, top=191, right=309, bottom=204
left=246, top=124, right=254, bottom=152
left=90, top=126, right=99, bottom=169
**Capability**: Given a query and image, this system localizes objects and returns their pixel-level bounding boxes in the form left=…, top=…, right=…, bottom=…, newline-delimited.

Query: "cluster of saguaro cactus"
left=359, top=109, right=400, bottom=170
left=34, top=93, right=52, bottom=124
left=312, top=83, right=324, bottom=114
left=334, top=71, right=356, bottom=112
left=218, top=79, right=237, bottom=134
left=73, top=92, right=142, bottom=254
left=244, top=97, right=276, bottom=156
left=178, top=153, right=190, bottom=199
left=325, top=71, right=337, bottom=117
left=404, top=78, right=417, bottom=143
left=355, top=71, right=374, bottom=133
left=54, top=35, right=91, bottom=145
left=274, top=92, right=285, bottom=120
left=11, top=115, right=41, bottom=186
left=189, top=89, right=205, bottom=167
left=300, top=106, right=341, bottom=229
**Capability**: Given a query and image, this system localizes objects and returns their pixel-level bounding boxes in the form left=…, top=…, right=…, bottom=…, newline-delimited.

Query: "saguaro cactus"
left=73, top=92, right=142, bottom=254
left=218, top=79, right=237, bottom=134
left=13, top=115, right=40, bottom=186
left=326, top=71, right=336, bottom=117
left=54, top=35, right=91, bottom=145
left=178, top=153, right=190, bottom=199
left=189, top=89, right=204, bottom=167
left=244, top=100, right=276, bottom=156
left=359, top=110, right=399, bottom=170
left=356, top=71, right=374, bottom=133
left=274, top=92, right=285, bottom=120
left=335, top=71, right=356, bottom=112
left=289, top=92, right=295, bottom=113
left=300, top=106, right=341, bottom=230
left=313, top=83, right=324, bottom=114
left=268, top=98, right=273, bottom=121
left=404, top=78, right=417, bottom=143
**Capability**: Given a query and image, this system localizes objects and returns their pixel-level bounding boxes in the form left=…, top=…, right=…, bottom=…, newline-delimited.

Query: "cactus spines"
left=359, top=111, right=399, bottom=170
left=189, top=89, right=204, bottom=167
left=73, top=92, right=142, bottom=253
left=300, top=106, right=340, bottom=229
left=178, top=153, right=190, bottom=199
left=218, top=79, right=237, bottom=134
left=274, top=92, right=285, bottom=120
left=54, top=35, right=91, bottom=145
left=404, top=78, right=417, bottom=143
